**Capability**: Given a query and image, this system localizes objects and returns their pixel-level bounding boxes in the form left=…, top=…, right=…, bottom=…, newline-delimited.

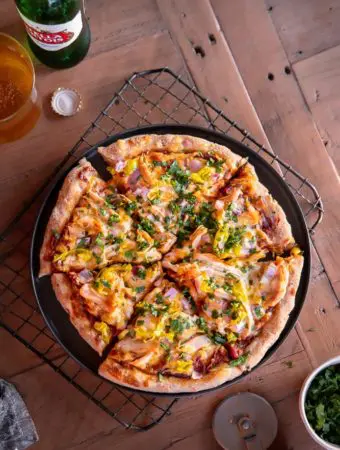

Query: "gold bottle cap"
left=51, top=87, right=82, bottom=116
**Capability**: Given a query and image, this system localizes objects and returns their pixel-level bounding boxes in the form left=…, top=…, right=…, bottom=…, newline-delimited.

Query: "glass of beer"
left=0, top=32, right=41, bottom=144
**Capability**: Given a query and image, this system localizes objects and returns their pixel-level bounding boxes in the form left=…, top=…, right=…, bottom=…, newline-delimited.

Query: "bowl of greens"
left=300, top=356, right=340, bottom=449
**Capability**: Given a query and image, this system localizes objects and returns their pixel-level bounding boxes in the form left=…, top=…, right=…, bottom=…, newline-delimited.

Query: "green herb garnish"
left=135, top=286, right=145, bottom=294
left=229, top=353, right=249, bottom=367
left=305, top=365, right=340, bottom=445
left=138, top=218, right=155, bottom=236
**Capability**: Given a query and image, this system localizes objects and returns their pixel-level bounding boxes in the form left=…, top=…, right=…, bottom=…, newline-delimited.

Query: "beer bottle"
left=15, top=0, right=91, bottom=69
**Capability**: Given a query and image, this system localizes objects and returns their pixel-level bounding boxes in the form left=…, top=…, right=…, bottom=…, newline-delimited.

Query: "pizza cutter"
left=212, top=392, right=278, bottom=450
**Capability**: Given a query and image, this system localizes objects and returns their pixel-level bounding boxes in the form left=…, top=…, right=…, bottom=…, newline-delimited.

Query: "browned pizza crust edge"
left=51, top=273, right=107, bottom=356
left=98, top=134, right=243, bottom=169
left=241, top=254, right=304, bottom=371
left=98, top=357, right=242, bottom=393
left=39, top=158, right=98, bottom=277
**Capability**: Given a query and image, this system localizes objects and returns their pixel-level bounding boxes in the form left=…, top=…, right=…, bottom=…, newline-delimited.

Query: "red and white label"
left=17, top=10, right=83, bottom=51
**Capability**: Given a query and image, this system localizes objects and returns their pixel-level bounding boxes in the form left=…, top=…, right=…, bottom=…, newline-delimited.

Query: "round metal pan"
left=31, top=124, right=311, bottom=397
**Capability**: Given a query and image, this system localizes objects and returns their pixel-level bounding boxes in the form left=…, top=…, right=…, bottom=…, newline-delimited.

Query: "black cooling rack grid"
left=0, top=68, right=323, bottom=430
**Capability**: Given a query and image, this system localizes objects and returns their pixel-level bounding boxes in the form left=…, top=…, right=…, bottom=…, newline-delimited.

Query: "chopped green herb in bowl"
left=300, top=357, right=340, bottom=449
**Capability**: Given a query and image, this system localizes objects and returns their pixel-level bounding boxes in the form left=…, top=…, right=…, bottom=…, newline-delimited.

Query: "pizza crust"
left=51, top=273, right=107, bottom=355
left=39, top=159, right=98, bottom=277
left=241, top=254, right=304, bottom=371
left=98, top=134, right=243, bottom=169
left=99, top=357, right=242, bottom=393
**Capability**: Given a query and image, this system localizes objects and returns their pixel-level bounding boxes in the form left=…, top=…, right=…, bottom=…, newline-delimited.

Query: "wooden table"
left=1, top=1, right=340, bottom=448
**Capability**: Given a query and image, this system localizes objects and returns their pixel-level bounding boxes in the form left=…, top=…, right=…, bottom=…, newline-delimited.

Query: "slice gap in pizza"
left=99, top=278, right=244, bottom=392
left=52, top=262, right=162, bottom=355
left=162, top=244, right=303, bottom=371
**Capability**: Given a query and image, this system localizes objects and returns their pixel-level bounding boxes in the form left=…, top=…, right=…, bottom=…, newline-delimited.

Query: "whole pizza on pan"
left=39, top=134, right=304, bottom=393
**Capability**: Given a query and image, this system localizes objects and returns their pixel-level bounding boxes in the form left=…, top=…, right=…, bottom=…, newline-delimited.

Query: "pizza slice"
left=51, top=262, right=162, bottom=355
left=212, top=163, right=295, bottom=259
left=40, top=160, right=166, bottom=276
left=99, top=278, right=243, bottom=392
left=163, top=242, right=303, bottom=370
left=98, top=134, right=244, bottom=245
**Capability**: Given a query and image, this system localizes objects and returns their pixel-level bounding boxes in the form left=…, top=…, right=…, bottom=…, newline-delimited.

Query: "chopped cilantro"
left=164, top=216, right=171, bottom=229
left=152, top=160, right=168, bottom=167
left=169, top=317, right=190, bottom=335
left=196, top=317, right=208, bottom=333
left=150, top=196, right=161, bottom=205
left=95, top=232, right=104, bottom=248
left=101, top=279, right=111, bottom=289
left=207, top=157, right=224, bottom=173
left=254, top=305, right=264, bottom=319
left=94, top=254, right=102, bottom=264
left=125, top=201, right=137, bottom=214
left=168, top=160, right=189, bottom=194
left=99, top=207, right=107, bottom=217
left=224, top=203, right=238, bottom=223
left=211, top=309, right=219, bottom=319
left=77, top=237, right=89, bottom=248
left=229, top=353, right=249, bottom=367
left=155, top=293, right=164, bottom=304
left=136, top=268, right=146, bottom=279
left=169, top=201, right=180, bottom=214
left=135, top=286, right=145, bottom=294
left=136, top=319, right=144, bottom=326
left=305, top=365, right=340, bottom=445
left=160, top=341, right=170, bottom=352
left=137, top=240, right=149, bottom=251
left=108, top=213, right=120, bottom=225
left=196, top=202, right=217, bottom=231
left=124, top=250, right=135, bottom=259
left=212, top=332, right=226, bottom=345
left=224, top=226, right=246, bottom=250
left=138, top=218, right=155, bottom=236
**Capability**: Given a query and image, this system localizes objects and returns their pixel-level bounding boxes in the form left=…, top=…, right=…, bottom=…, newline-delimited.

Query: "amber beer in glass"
left=15, top=0, right=91, bottom=69
left=0, top=33, right=40, bottom=144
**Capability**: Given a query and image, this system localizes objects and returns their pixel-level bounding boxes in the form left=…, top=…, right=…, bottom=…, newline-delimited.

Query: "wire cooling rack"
left=0, top=68, right=323, bottom=431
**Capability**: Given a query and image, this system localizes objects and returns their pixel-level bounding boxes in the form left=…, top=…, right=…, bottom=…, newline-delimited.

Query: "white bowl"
left=299, top=355, right=340, bottom=450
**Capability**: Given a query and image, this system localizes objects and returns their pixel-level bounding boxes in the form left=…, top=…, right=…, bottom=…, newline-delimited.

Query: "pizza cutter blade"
left=212, top=392, right=278, bottom=450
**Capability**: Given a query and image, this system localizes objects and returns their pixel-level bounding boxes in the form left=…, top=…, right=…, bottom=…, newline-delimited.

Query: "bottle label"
left=17, top=10, right=83, bottom=52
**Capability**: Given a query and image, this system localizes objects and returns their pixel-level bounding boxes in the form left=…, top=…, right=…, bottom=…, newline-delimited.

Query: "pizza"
left=39, top=134, right=304, bottom=393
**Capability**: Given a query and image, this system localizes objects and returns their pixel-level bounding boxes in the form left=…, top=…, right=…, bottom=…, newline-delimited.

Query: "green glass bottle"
left=15, top=0, right=91, bottom=69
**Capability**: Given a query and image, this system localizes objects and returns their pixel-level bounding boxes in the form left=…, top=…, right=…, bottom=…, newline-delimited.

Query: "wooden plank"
left=0, top=32, right=185, bottom=231
left=211, top=0, right=340, bottom=303
left=62, top=350, right=311, bottom=449
left=294, top=44, right=340, bottom=172
left=267, top=0, right=340, bottom=64
left=156, top=0, right=273, bottom=150
left=8, top=359, right=119, bottom=450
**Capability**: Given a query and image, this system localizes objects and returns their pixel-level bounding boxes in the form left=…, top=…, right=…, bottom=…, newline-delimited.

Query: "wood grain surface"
left=1, top=0, right=340, bottom=449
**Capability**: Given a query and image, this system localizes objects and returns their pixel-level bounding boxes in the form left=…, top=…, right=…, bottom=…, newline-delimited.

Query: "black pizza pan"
left=31, top=124, right=311, bottom=397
